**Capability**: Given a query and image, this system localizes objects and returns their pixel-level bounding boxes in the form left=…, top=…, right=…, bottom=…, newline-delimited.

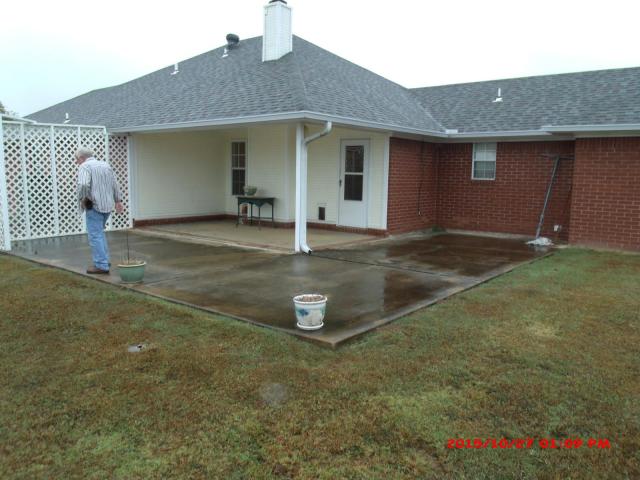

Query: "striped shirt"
left=77, top=158, right=122, bottom=213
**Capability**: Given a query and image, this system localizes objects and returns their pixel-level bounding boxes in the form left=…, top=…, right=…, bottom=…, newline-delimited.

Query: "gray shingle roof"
left=27, top=36, right=444, bottom=133
left=410, top=67, right=640, bottom=133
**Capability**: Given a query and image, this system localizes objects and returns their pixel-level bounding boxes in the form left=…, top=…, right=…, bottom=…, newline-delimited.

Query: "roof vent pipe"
left=222, top=33, right=240, bottom=58
left=226, top=33, right=240, bottom=48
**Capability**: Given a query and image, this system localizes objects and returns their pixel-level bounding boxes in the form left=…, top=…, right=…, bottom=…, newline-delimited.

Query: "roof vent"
left=63, top=112, right=70, bottom=124
left=226, top=33, right=240, bottom=48
left=493, top=88, right=503, bottom=103
left=171, top=63, right=179, bottom=75
left=223, top=33, right=240, bottom=58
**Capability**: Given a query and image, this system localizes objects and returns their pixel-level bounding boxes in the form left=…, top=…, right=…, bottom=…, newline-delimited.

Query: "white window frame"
left=472, top=142, right=497, bottom=180
left=231, top=140, right=247, bottom=195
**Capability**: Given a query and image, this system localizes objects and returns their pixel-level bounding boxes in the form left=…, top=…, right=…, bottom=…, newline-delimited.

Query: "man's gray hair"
left=75, top=147, right=95, bottom=159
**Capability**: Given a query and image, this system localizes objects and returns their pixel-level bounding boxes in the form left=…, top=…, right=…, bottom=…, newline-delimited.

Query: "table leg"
left=236, top=200, right=240, bottom=227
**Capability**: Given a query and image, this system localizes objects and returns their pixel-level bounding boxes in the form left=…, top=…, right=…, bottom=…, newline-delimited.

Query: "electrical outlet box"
left=554, top=224, right=561, bottom=232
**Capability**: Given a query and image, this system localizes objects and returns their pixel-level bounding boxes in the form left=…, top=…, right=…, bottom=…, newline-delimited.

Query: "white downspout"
left=295, top=121, right=332, bottom=253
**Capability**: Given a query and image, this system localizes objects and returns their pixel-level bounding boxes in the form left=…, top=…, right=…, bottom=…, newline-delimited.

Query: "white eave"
left=1, top=114, right=37, bottom=124
left=541, top=124, right=640, bottom=136
left=444, top=129, right=573, bottom=143
left=108, top=110, right=448, bottom=139
left=88, top=115, right=640, bottom=142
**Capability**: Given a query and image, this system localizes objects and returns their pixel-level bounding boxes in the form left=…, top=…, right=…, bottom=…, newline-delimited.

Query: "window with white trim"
left=231, top=141, right=246, bottom=195
left=472, top=143, right=497, bottom=180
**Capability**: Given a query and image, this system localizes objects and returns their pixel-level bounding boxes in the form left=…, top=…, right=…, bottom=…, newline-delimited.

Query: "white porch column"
left=294, top=122, right=304, bottom=253
left=294, top=121, right=332, bottom=254
left=0, top=120, right=11, bottom=251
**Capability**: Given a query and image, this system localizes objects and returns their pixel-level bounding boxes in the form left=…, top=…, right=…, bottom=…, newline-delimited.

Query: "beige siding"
left=221, top=125, right=290, bottom=221
left=133, top=123, right=389, bottom=229
left=304, top=126, right=389, bottom=230
left=133, top=131, right=224, bottom=220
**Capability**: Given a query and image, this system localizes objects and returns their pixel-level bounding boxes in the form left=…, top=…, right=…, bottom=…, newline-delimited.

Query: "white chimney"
left=262, top=0, right=292, bottom=62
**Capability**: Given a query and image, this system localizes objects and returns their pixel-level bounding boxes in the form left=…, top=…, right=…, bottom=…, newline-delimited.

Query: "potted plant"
left=293, top=294, right=327, bottom=330
left=117, top=230, right=146, bottom=284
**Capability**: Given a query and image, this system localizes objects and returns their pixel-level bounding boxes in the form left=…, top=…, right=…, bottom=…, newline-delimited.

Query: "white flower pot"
left=293, top=294, right=327, bottom=330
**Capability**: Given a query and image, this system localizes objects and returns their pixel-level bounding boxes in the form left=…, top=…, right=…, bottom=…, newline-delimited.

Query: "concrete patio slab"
left=8, top=231, right=549, bottom=346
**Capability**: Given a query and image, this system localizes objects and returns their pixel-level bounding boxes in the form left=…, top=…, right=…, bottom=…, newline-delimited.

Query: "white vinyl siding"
left=472, top=143, right=497, bottom=180
left=133, top=131, right=224, bottom=220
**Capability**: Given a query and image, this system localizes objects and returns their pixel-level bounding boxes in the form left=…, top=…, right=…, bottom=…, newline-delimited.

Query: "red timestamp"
left=539, top=438, right=611, bottom=449
left=446, top=438, right=611, bottom=450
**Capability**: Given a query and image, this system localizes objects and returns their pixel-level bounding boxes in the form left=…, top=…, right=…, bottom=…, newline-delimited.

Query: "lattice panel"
left=25, top=125, right=57, bottom=238
left=1, top=121, right=130, bottom=243
left=80, top=128, right=107, bottom=161
left=3, top=124, right=28, bottom=240
left=0, top=123, right=8, bottom=250
left=55, top=127, right=85, bottom=235
left=107, top=135, right=131, bottom=230
left=0, top=191, right=6, bottom=250
left=0, top=175, right=6, bottom=249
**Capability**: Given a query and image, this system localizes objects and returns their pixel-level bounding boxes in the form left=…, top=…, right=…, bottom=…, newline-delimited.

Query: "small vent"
left=318, top=206, right=326, bottom=221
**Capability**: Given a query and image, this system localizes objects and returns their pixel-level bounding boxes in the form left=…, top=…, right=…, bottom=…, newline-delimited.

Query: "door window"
left=344, top=145, right=364, bottom=201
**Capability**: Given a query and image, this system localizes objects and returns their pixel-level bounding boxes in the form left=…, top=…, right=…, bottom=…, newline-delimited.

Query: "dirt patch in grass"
left=0, top=249, right=639, bottom=479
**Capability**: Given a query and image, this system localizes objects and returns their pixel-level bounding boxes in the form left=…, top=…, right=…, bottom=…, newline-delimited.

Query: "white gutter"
left=103, top=113, right=640, bottom=141
left=542, top=123, right=640, bottom=133
left=450, top=129, right=555, bottom=139
left=108, top=110, right=446, bottom=138
left=3, top=119, right=99, bottom=128
left=1, top=115, right=37, bottom=124
left=295, top=121, right=332, bottom=254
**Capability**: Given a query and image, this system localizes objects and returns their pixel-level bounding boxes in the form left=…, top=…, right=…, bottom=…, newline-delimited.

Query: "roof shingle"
left=27, top=36, right=444, bottom=133
left=410, top=67, right=640, bottom=133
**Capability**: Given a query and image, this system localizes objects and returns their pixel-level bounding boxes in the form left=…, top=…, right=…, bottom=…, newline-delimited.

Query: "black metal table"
left=236, top=196, right=275, bottom=228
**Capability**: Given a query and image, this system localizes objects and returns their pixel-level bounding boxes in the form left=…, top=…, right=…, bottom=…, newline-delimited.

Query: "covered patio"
left=127, top=121, right=392, bottom=254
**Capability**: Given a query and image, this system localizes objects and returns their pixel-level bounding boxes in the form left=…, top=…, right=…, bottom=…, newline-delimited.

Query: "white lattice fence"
left=55, top=126, right=86, bottom=235
left=0, top=120, right=131, bottom=250
left=0, top=121, right=10, bottom=251
left=107, top=135, right=131, bottom=231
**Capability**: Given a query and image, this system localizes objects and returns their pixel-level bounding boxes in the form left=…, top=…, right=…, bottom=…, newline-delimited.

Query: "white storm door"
left=338, top=140, right=369, bottom=228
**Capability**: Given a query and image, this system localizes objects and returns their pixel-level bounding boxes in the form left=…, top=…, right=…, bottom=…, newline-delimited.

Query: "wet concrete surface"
left=9, top=231, right=549, bottom=347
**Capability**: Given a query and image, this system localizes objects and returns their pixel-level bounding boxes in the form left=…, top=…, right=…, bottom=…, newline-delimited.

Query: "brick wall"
left=436, top=141, right=575, bottom=239
left=387, top=138, right=575, bottom=238
left=387, top=137, right=640, bottom=250
left=387, top=138, right=438, bottom=233
left=569, top=138, right=640, bottom=251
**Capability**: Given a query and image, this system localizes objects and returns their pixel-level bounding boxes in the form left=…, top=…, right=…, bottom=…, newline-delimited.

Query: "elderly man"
left=76, top=147, right=124, bottom=274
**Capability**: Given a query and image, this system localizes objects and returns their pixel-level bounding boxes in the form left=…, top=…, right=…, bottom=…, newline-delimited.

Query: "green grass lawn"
left=0, top=248, right=639, bottom=479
